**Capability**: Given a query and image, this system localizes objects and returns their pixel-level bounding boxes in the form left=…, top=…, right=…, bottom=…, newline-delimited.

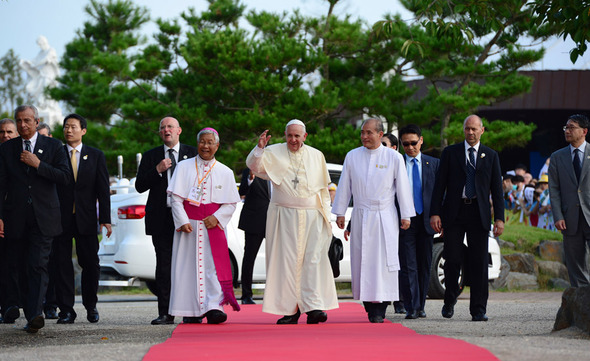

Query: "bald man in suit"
left=430, top=115, right=504, bottom=322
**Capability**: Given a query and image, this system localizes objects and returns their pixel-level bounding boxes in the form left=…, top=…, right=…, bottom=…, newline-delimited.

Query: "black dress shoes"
left=87, top=307, right=99, bottom=323
left=205, top=310, right=227, bottom=324
left=3, top=306, right=20, bottom=324
left=241, top=297, right=256, bottom=305
left=368, top=315, right=384, bottom=323
left=405, top=310, right=419, bottom=319
left=306, top=310, right=327, bottom=324
left=418, top=310, right=427, bottom=318
left=472, top=313, right=488, bottom=322
left=151, top=314, right=174, bottom=325
left=393, top=301, right=406, bottom=314
left=277, top=309, right=301, bottom=324
left=57, top=312, right=76, bottom=324
left=44, top=307, right=59, bottom=320
left=183, top=316, right=203, bottom=324
left=24, top=315, right=45, bottom=334
left=441, top=304, right=454, bottom=319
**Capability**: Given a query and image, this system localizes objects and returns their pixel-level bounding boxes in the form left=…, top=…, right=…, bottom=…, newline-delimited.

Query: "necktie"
left=71, top=149, right=78, bottom=181
left=168, top=149, right=176, bottom=175
left=71, top=149, right=78, bottom=213
left=573, top=148, right=582, bottom=182
left=24, top=140, right=31, bottom=152
left=465, top=147, right=476, bottom=199
left=412, top=158, right=423, bottom=215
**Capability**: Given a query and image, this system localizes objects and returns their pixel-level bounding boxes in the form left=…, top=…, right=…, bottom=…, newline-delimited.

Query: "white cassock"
left=167, top=156, right=240, bottom=317
left=246, top=143, right=338, bottom=315
left=332, top=145, right=415, bottom=301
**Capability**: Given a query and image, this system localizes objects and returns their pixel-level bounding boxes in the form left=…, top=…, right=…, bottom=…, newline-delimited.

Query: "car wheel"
left=428, top=242, right=464, bottom=299
left=145, top=280, right=159, bottom=297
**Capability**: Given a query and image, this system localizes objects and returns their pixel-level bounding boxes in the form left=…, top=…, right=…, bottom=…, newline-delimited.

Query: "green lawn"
left=501, top=222, right=562, bottom=254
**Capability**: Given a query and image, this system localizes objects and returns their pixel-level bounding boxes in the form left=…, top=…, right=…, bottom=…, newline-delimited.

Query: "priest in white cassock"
left=167, top=127, right=241, bottom=324
left=332, top=118, right=415, bottom=323
left=246, top=119, right=338, bottom=325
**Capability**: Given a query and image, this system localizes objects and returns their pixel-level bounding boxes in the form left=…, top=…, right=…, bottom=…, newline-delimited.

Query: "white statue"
left=20, top=36, right=62, bottom=126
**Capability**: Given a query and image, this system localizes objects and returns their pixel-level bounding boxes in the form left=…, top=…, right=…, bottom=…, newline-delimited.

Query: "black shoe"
left=306, top=310, right=327, bottom=324
left=368, top=315, right=384, bottom=323
left=418, top=310, right=427, bottom=318
left=57, top=312, right=76, bottom=324
left=241, top=297, right=256, bottom=305
left=405, top=310, right=419, bottom=319
left=441, top=304, right=454, bottom=319
left=151, top=314, right=174, bottom=325
left=472, top=313, right=488, bottom=322
left=87, top=307, right=99, bottom=323
left=393, top=301, right=406, bottom=314
left=277, top=310, right=301, bottom=324
left=3, top=306, right=20, bottom=324
left=24, top=315, right=44, bottom=334
left=182, top=316, right=203, bottom=324
left=205, top=310, right=227, bottom=324
left=44, top=307, right=59, bottom=320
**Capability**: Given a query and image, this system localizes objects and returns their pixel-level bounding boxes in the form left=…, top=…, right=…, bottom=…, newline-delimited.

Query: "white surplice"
left=331, top=145, right=415, bottom=301
left=167, top=156, right=240, bottom=317
left=246, top=143, right=338, bottom=315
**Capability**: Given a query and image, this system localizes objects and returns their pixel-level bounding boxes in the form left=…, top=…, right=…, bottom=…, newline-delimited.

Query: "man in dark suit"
left=430, top=114, right=504, bottom=322
left=51, top=113, right=112, bottom=324
left=398, top=124, right=439, bottom=319
left=0, top=105, right=71, bottom=333
left=549, top=114, right=590, bottom=287
left=135, top=117, right=197, bottom=325
left=238, top=167, right=270, bottom=304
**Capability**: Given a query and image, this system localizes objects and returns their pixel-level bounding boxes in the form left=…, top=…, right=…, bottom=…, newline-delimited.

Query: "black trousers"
left=240, top=232, right=265, bottom=299
left=443, top=199, right=489, bottom=316
left=399, top=213, right=434, bottom=313
left=151, top=208, right=175, bottom=317
left=53, top=215, right=100, bottom=315
left=4, top=204, right=53, bottom=321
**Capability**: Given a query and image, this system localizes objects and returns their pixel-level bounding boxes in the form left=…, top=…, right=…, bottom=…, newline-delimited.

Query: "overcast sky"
left=1, top=0, right=588, bottom=70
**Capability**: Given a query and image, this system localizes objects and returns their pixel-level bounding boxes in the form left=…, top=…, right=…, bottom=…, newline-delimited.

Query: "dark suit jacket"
left=403, top=153, right=440, bottom=235
left=238, top=168, right=270, bottom=234
left=135, top=144, right=197, bottom=236
left=548, top=143, right=590, bottom=236
left=430, top=142, right=504, bottom=231
left=0, top=135, right=72, bottom=238
left=57, top=144, right=111, bottom=235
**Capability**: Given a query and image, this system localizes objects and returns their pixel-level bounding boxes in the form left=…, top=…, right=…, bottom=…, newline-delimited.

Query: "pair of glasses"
left=563, top=126, right=582, bottom=132
left=402, top=141, right=419, bottom=147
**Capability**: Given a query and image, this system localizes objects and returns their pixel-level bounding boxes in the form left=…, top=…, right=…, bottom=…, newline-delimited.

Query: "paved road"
left=0, top=291, right=587, bottom=360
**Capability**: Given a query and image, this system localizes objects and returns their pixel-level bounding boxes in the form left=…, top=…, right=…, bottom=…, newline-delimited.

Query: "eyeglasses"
left=402, top=141, right=419, bottom=147
left=563, top=126, right=582, bottom=132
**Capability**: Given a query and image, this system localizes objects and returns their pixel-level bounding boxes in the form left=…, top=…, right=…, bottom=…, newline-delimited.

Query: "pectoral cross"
left=292, top=176, right=299, bottom=189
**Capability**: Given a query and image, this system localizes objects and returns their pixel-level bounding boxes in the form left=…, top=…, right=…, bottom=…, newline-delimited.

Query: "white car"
left=98, top=163, right=500, bottom=298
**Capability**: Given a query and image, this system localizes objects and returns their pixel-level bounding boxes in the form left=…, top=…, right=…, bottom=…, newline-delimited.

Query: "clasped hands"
left=177, top=215, right=219, bottom=233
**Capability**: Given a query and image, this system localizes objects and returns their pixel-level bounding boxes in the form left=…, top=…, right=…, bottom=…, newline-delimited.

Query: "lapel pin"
left=83, top=155, right=88, bottom=160
left=480, top=153, right=486, bottom=158
left=183, top=155, right=188, bottom=159
left=38, top=149, right=43, bottom=154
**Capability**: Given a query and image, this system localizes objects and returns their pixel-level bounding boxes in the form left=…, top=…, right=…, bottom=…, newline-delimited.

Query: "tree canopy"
left=48, top=0, right=552, bottom=176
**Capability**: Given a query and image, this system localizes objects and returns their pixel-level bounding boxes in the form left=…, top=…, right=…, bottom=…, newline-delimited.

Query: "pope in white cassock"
left=246, top=119, right=338, bottom=325
left=332, top=118, right=415, bottom=323
left=167, top=127, right=241, bottom=324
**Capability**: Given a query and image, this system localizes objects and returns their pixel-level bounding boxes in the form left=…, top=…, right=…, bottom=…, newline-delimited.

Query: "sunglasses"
left=402, top=141, right=419, bottom=147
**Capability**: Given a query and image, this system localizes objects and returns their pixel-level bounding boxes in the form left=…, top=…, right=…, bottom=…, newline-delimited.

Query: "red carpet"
left=144, top=302, right=498, bottom=361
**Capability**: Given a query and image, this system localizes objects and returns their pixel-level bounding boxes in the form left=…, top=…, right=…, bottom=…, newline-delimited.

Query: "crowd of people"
left=502, top=161, right=555, bottom=230
left=1, top=104, right=588, bottom=334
